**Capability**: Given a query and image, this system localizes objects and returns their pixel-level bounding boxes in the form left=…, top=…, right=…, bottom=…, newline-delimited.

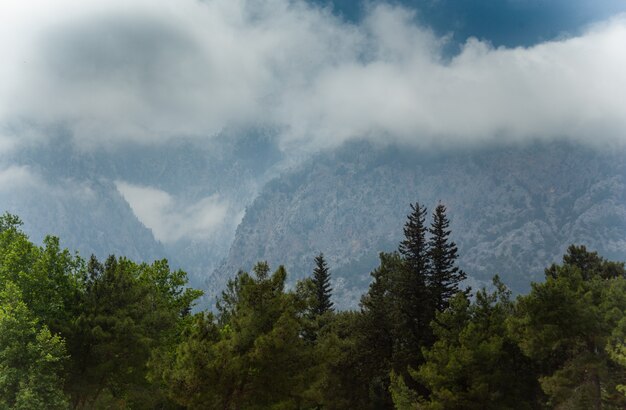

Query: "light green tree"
left=0, top=282, right=68, bottom=410
left=607, top=317, right=626, bottom=397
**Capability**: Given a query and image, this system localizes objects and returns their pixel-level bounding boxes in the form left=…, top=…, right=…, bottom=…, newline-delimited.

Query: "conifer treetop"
left=312, top=252, right=333, bottom=316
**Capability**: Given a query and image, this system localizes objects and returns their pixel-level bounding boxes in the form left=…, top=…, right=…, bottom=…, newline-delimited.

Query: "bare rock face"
left=213, top=141, right=626, bottom=308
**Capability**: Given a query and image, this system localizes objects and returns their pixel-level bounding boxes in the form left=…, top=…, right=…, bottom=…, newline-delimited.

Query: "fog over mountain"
left=1, top=0, right=625, bottom=306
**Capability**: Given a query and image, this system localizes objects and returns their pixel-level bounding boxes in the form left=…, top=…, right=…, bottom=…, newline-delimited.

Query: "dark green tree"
left=312, top=252, right=334, bottom=316
left=427, top=203, right=467, bottom=311
left=307, top=311, right=372, bottom=409
left=411, top=277, right=541, bottom=409
left=391, top=203, right=433, bottom=396
left=359, top=252, right=397, bottom=409
left=511, top=246, right=626, bottom=409
left=396, top=203, right=431, bottom=341
left=159, top=263, right=315, bottom=409
left=67, top=255, right=154, bottom=408
left=546, top=244, right=625, bottom=280
left=67, top=255, right=200, bottom=408
left=398, top=202, right=430, bottom=280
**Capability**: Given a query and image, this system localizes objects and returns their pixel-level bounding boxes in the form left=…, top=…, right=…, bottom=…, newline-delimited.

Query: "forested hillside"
left=1, top=210, right=625, bottom=409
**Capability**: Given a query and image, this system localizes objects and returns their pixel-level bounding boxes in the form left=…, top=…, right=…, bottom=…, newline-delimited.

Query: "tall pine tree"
left=360, top=252, right=402, bottom=409
left=427, top=203, right=467, bottom=311
left=311, top=253, right=333, bottom=316
left=392, top=202, right=432, bottom=396
left=395, top=203, right=431, bottom=342
left=399, top=202, right=430, bottom=278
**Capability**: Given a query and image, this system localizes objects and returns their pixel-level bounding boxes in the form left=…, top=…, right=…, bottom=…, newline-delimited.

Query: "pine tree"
left=399, top=202, right=430, bottom=277
left=311, top=253, right=333, bottom=316
left=416, top=278, right=541, bottom=409
left=162, top=263, right=314, bottom=409
left=391, top=202, right=432, bottom=397
left=395, top=203, right=431, bottom=346
left=512, top=247, right=626, bottom=409
left=427, top=203, right=467, bottom=311
left=360, top=252, right=400, bottom=409
left=67, top=255, right=155, bottom=407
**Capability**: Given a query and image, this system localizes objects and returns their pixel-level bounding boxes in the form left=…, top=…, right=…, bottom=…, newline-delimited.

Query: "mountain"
left=4, top=133, right=625, bottom=310
left=0, top=175, right=165, bottom=263
left=213, top=140, right=626, bottom=308
left=0, top=130, right=282, bottom=289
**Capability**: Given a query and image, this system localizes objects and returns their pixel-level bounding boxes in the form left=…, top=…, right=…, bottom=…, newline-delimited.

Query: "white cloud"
left=115, top=181, right=235, bottom=242
left=0, top=0, right=625, bottom=153
left=0, top=165, right=40, bottom=191
left=0, top=165, right=97, bottom=205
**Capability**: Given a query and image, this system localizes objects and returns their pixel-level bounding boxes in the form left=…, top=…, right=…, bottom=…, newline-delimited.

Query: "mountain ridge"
left=212, top=140, right=626, bottom=308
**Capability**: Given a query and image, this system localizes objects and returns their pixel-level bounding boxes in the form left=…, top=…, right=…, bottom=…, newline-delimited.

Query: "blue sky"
left=314, top=0, right=626, bottom=48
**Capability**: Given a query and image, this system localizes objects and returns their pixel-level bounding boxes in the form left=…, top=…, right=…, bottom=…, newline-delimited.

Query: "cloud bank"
left=1, top=0, right=625, bottom=153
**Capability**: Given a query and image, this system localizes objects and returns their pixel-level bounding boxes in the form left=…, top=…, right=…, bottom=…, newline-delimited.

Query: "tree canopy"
left=0, top=210, right=624, bottom=409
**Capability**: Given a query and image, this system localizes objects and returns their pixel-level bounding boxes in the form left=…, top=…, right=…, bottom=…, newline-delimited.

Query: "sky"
left=1, top=0, right=626, bottom=244
left=1, top=0, right=626, bottom=154
left=316, top=0, right=626, bottom=48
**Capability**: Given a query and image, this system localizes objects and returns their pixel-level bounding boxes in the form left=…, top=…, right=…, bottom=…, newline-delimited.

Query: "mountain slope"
left=214, top=141, right=626, bottom=307
left=0, top=176, right=165, bottom=263
left=0, top=131, right=282, bottom=287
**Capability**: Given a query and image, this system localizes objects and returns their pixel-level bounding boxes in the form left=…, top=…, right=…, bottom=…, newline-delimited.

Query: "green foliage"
left=546, top=244, right=626, bottom=281
left=0, top=213, right=200, bottom=409
left=607, top=317, right=626, bottom=397
left=68, top=255, right=200, bottom=408
left=389, top=371, right=419, bottom=410
left=307, top=311, right=371, bottom=409
left=0, top=282, right=68, bottom=410
left=67, top=255, right=158, bottom=406
left=312, top=252, right=334, bottom=317
left=2, top=210, right=625, bottom=410
left=158, top=263, right=315, bottom=409
left=0, top=212, right=23, bottom=233
left=0, top=215, right=85, bottom=338
left=511, top=245, right=626, bottom=409
left=398, top=203, right=430, bottom=277
left=415, top=278, right=540, bottom=410
left=301, top=253, right=336, bottom=343
left=396, top=203, right=432, bottom=356
left=356, top=203, right=473, bottom=407
left=150, top=312, right=222, bottom=408
left=427, top=203, right=467, bottom=311
left=359, top=252, right=397, bottom=408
